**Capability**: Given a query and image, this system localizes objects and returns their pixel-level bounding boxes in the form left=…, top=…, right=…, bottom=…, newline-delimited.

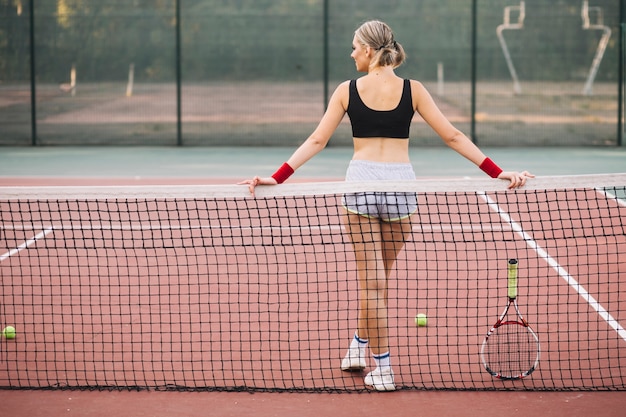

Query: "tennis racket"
left=480, top=258, right=540, bottom=380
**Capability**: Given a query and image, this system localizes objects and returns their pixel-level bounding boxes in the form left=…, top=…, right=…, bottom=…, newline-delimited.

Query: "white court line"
left=596, top=187, right=626, bottom=208
left=0, top=227, right=54, bottom=262
left=478, top=191, right=626, bottom=343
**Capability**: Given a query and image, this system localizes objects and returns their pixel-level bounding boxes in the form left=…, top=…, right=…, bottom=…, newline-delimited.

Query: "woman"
left=241, top=20, right=533, bottom=391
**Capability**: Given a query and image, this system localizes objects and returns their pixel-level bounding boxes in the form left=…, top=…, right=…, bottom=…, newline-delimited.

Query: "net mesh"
left=1, top=174, right=625, bottom=391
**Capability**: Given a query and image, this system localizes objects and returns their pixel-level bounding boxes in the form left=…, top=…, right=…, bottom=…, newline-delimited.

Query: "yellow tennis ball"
left=415, top=314, right=427, bottom=327
left=2, top=326, right=16, bottom=339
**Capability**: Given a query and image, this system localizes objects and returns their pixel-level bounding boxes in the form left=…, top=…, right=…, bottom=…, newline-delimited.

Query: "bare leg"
left=342, top=212, right=412, bottom=355
left=380, top=217, right=413, bottom=305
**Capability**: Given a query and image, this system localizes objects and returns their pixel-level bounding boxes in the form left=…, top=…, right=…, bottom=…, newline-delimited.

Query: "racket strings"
left=484, top=322, right=539, bottom=379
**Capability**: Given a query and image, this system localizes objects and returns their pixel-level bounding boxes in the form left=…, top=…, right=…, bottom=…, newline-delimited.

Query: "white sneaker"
left=364, top=367, right=395, bottom=391
left=340, top=347, right=366, bottom=371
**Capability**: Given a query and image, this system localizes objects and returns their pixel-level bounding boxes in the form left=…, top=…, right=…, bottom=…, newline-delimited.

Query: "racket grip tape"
left=507, top=258, right=518, bottom=299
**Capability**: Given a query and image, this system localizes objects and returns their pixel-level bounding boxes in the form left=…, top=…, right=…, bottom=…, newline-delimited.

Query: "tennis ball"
left=2, top=326, right=16, bottom=339
left=415, top=314, right=427, bottom=327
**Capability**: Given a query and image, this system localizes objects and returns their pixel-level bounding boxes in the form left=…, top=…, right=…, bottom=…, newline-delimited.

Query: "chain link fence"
left=0, top=0, right=623, bottom=146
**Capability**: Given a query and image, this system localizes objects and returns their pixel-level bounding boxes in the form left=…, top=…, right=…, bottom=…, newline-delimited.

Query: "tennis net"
left=1, top=174, right=625, bottom=391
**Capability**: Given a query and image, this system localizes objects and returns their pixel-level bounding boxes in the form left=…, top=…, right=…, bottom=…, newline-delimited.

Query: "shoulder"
left=331, top=80, right=352, bottom=100
left=327, top=80, right=352, bottom=110
left=408, top=79, right=433, bottom=102
left=336, top=80, right=353, bottom=90
left=408, top=79, right=427, bottom=93
left=406, top=79, right=437, bottom=112
left=336, top=79, right=357, bottom=92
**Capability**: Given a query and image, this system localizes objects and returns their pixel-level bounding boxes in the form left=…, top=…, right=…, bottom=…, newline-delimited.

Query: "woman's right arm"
left=285, top=81, right=349, bottom=170
left=240, top=81, right=350, bottom=195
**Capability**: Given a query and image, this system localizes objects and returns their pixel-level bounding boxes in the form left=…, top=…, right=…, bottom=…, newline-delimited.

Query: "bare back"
left=349, top=72, right=413, bottom=163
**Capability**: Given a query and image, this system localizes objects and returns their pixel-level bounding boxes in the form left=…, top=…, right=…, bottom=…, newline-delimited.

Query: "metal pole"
left=618, top=3, right=625, bottom=146
left=29, top=0, right=37, bottom=145
left=323, top=0, right=329, bottom=112
left=496, top=1, right=525, bottom=95
left=470, top=0, right=477, bottom=143
left=175, top=0, right=183, bottom=146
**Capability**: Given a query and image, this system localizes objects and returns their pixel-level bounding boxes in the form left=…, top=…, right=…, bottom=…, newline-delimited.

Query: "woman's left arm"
left=412, top=80, right=533, bottom=188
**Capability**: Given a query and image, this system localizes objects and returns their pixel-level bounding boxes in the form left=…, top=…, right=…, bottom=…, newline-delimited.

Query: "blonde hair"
left=354, top=20, right=406, bottom=69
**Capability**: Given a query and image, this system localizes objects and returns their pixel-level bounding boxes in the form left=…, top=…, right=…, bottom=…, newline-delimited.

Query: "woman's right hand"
left=238, top=176, right=278, bottom=196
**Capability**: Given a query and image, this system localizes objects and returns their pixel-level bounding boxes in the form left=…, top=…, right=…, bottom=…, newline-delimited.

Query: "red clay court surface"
left=1, top=174, right=626, bottom=416
left=0, top=389, right=625, bottom=417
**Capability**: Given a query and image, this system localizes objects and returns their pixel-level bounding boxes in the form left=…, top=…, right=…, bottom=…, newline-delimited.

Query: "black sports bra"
left=347, top=79, right=414, bottom=139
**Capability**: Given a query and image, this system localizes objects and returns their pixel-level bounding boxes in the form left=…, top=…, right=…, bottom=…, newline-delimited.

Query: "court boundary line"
left=478, top=191, right=626, bottom=343
left=597, top=188, right=626, bottom=207
left=0, top=227, right=53, bottom=262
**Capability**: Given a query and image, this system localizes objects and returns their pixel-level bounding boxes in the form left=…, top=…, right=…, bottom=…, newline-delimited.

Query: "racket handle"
left=507, top=259, right=518, bottom=299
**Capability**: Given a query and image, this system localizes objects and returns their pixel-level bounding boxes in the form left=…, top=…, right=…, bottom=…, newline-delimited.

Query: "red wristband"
left=271, top=162, right=294, bottom=184
left=479, top=157, right=503, bottom=179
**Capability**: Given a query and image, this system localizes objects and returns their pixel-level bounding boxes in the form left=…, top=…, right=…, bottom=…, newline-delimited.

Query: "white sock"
left=373, top=351, right=391, bottom=370
left=350, top=332, right=368, bottom=349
